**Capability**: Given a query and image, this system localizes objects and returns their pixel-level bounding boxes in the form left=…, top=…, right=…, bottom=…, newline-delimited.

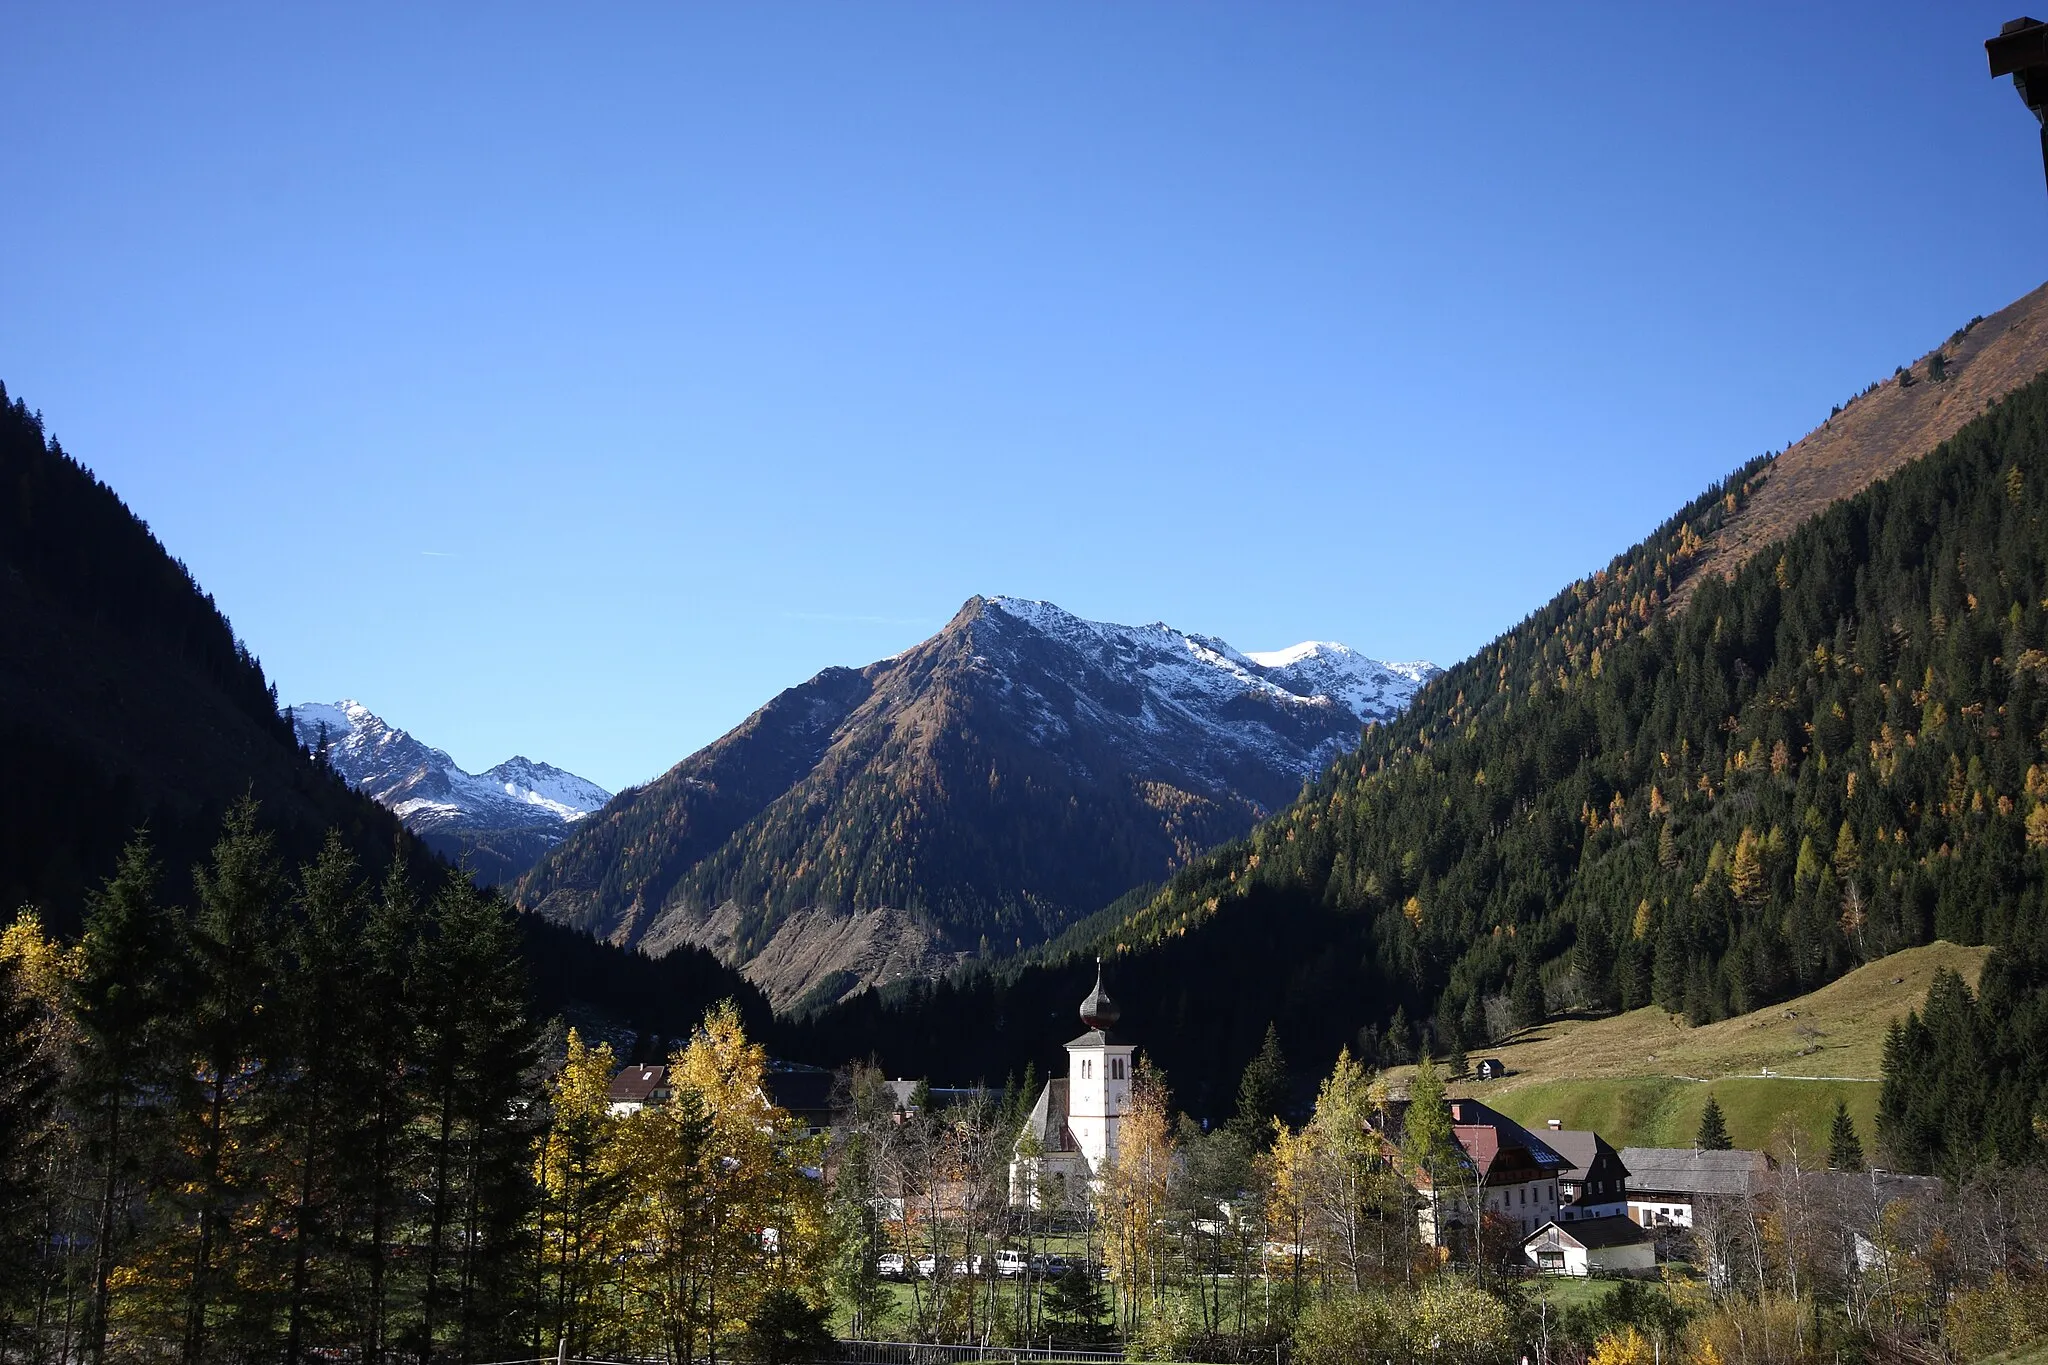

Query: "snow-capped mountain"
left=971, top=597, right=1438, bottom=783
left=291, top=700, right=610, bottom=884
left=517, top=596, right=1436, bottom=1011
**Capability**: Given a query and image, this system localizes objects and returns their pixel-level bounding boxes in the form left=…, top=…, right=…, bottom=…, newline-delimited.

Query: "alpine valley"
left=514, top=596, right=1437, bottom=1011
left=290, top=700, right=612, bottom=885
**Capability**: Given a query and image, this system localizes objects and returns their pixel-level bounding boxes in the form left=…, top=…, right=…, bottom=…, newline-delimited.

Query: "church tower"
left=1064, top=960, right=1135, bottom=1176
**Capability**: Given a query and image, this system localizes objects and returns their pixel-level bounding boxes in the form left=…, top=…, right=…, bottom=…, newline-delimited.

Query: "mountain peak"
left=519, top=597, right=1438, bottom=1010
left=290, top=700, right=611, bottom=883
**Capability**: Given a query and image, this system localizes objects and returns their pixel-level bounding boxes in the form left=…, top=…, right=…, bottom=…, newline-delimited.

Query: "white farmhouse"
left=1009, top=963, right=1132, bottom=1207
left=1523, top=1215, right=1658, bottom=1278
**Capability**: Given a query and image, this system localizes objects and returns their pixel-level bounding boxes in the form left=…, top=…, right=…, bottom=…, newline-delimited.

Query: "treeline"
left=805, top=363, right=2048, bottom=1114
left=0, top=803, right=536, bottom=1362
left=0, top=799, right=823, bottom=1364
left=0, top=381, right=286, bottom=749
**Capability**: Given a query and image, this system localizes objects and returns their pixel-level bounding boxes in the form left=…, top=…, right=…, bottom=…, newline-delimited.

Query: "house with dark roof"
left=1618, top=1147, right=1773, bottom=1228
left=1523, top=1214, right=1657, bottom=1278
left=606, top=1062, right=673, bottom=1116
left=1536, top=1121, right=1631, bottom=1222
left=1474, top=1058, right=1507, bottom=1081
left=1374, top=1096, right=1568, bottom=1245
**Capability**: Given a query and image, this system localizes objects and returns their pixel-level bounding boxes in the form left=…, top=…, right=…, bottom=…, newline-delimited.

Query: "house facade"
left=1617, top=1147, right=1773, bottom=1228
left=1523, top=1215, right=1657, bottom=1278
left=1010, top=963, right=1130, bottom=1207
left=1539, top=1122, right=1631, bottom=1222
left=1376, top=1097, right=1567, bottom=1245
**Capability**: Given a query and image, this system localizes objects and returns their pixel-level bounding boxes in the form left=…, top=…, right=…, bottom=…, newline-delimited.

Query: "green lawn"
left=1974, top=1345, right=2048, bottom=1365
left=1483, top=1075, right=1881, bottom=1152
left=1375, top=942, right=1985, bottom=1152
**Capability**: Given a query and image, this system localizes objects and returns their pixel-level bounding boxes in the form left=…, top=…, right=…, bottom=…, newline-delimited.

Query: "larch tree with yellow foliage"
left=616, top=1001, right=827, bottom=1365
left=1096, top=1057, right=1174, bottom=1336
left=534, top=1030, right=627, bottom=1358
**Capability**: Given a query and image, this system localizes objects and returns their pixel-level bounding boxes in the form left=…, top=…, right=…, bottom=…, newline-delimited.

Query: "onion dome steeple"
left=1079, top=958, right=1120, bottom=1031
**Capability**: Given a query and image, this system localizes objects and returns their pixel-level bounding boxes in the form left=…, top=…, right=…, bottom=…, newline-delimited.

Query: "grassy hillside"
left=1395, top=943, right=1988, bottom=1151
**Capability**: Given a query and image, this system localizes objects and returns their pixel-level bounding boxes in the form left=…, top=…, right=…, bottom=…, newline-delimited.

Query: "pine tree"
left=1230, top=1022, right=1288, bottom=1146
left=177, top=798, right=286, bottom=1365
left=1695, top=1095, right=1733, bottom=1151
left=271, top=832, right=373, bottom=1365
left=1381, top=1007, right=1415, bottom=1066
left=69, top=834, right=184, bottom=1365
left=1827, top=1098, right=1865, bottom=1171
left=0, top=947, right=60, bottom=1318
left=409, top=870, right=540, bottom=1363
left=1511, top=958, right=1546, bottom=1030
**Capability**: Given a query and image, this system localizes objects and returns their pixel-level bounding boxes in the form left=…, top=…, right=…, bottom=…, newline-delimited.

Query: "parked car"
left=995, top=1249, right=1029, bottom=1278
left=876, top=1253, right=907, bottom=1280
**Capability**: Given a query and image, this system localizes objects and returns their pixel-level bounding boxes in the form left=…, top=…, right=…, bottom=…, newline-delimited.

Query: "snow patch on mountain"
left=290, top=700, right=611, bottom=843
left=975, top=597, right=1440, bottom=787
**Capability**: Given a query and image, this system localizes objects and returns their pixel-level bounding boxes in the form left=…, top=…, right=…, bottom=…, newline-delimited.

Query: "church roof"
left=1079, top=958, right=1120, bottom=1031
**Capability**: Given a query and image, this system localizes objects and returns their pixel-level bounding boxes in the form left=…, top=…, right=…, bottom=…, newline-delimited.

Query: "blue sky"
left=3, top=3, right=2044, bottom=792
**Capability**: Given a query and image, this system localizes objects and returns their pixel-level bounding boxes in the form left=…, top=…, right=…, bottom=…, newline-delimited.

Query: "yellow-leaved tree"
left=617, top=1001, right=827, bottom=1364
left=1097, top=1058, right=1174, bottom=1336
left=534, top=1029, right=625, bottom=1358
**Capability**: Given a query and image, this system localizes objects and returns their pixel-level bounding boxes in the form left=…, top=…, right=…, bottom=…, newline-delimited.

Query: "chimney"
left=1547, top=1119, right=1561, bottom=1131
left=1449, top=1102, right=1463, bottom=1121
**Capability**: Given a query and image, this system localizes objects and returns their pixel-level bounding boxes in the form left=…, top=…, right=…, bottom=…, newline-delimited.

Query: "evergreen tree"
left=270, top=831, right=374, bottom=1365
left=409, top=869, right=541, bottom=1363
left=1827, top=1098, right=1865, bottom=1171
left=1695, top=1096, right=1732, bottom=1151
left=1511, top=958, right=1546, bottom=1030
left=1230, top=1022, right=1288, bottom=1147
left=176, top=798, right=286, bottom=1365
left=0, top=948, right=60, bottom=1323
left=1381, top=1007, right=1414, bottom=1066
left=69, top=834, right=184, bottom=1365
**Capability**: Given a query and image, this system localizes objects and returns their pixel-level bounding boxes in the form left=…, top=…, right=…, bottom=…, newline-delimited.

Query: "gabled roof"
left=1525, top=1214, right=1653, bottom=1251
left=608, top=1064, right=669, bottom=1104
left=1544, top=1130, right=1627, bottom=1183
left=1017, top=1078, right=1077, bottom=1153
left=1376, top=1097, right=1566, bottom=1181
left=1619, top=1147, right=1772, bottom=1197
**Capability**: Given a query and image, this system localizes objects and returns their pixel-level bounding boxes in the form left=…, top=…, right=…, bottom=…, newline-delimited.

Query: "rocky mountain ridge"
left=515, top=595, right=1436, bottom=1011
left=291, top=700, right=611, bottom=885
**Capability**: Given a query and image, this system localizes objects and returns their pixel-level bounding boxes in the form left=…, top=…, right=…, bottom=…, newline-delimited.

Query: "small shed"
left=1475, top=1058, right=1507, bottom=1081
left=1523, top=1215, right=1656, bottom=1278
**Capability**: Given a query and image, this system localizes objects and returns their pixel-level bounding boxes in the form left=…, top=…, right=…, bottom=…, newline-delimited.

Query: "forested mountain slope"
left=517, top=596, right=1433, bottom=1011
left=795, top=341, right=2048, bottom=1116
left=0, top=381, right=770, bottom=1040
left=1671, top=279, right=2048, bottom=609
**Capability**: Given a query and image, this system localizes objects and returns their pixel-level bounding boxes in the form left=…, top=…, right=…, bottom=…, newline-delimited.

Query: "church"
left=1008, top=962, right=1132, bottom=1207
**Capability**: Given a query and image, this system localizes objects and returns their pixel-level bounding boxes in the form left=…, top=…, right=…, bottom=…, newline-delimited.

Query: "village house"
left=1618, top=1146, right=1773, bottom=1228
left=1537, top=1120, right=1632, bottom=1222
left=1522, top=1214, right=1658, bottom=1278
left=606, top=1062, right=672, bottom=1116
left=1010, top=963, right=1131, bottom=1207
left=1374, top=1096, right=1567, bottom=1245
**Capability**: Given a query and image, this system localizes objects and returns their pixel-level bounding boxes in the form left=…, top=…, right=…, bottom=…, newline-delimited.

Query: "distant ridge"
left=516, top=596, right=1436, bottom=1011
left=291, top=700, right=611, bottom=885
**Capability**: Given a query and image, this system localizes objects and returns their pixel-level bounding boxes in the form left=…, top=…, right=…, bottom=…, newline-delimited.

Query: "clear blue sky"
left=4, top=3, right=2044, bottom=792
